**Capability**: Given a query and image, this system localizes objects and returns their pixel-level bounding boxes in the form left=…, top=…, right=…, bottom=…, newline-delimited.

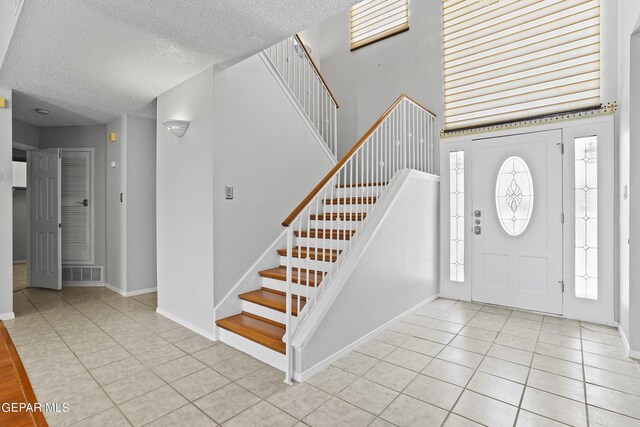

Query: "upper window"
left=443, top=0, right=601, bottom=130
left=350, top=0, right=409, bottom=51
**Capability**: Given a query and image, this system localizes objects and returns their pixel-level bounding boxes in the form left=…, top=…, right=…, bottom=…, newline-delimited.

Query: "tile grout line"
left=55, top=289, right=229, bottom=426
left=17, top=290, right=134, bottom=426
left=580, top=321, right=590, bottom=426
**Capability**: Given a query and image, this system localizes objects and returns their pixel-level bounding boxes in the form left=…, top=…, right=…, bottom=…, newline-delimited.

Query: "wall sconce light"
left=0, top=97, right=5, bottom=108
left=108, top=132, right=117, bottom=142
left=163, top=120, right=190, bottom=137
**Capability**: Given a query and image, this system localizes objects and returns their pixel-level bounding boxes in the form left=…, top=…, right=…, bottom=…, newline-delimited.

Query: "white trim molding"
left=156, top=307, right=217, bottom=341
left=105, top=283, right=157, bottom=297
left=0, top=312, right=15, bottom=321
left=295, top=294, right=440, bottom=382
left=63, top=281, right=105, bottom=288
left=617, top=322, right=640, bottom=360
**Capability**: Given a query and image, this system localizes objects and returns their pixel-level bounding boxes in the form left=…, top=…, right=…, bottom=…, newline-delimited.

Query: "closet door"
left=61, top=150, right=93, bottom=264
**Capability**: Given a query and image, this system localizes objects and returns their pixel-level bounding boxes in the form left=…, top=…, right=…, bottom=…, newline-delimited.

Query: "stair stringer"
left=213, top=229, right=286, bottom=331
left=259, top=51, right=337, bottom=166
left=290, top=169, right=440, bottom=381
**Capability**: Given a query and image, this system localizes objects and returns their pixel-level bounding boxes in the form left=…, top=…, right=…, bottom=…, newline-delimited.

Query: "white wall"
left=156, top=68, right=215, bottom=337
left=12, top=119, right=39, bottom=147
left=299, top=171, right=439, bottom=373
left=126, top=116, right=157, bottom=292
left=211, top=54, right=335, bottom=308
left=619, top=1, right=640, bottom=355
left=106, top=116, right=127, bottom=291
left=39, top=125, right=107, bottom=269
left=308, top=0, right=443, bottom=163
left=0, top=88, right=13, bottom=318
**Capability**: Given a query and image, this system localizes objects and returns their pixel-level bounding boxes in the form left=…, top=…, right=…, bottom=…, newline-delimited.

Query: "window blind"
left=443, top=0, right=600, bottom=130
left=351, top=0, right=409, bottom=50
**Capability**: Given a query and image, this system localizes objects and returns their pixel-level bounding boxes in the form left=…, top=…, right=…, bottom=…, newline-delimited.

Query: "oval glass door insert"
left=495, top=156, right=534, bottom=236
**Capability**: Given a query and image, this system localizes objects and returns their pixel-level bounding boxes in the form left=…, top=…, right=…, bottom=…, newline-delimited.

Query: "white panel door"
left=28, top=148, right=62, bottom=290
left=471, top=130, right=563, bottom=314
left=61, top=150, right=92, bottom=263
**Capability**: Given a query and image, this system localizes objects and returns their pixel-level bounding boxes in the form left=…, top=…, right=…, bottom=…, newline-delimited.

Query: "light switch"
left=225, top=186, right=233, bottom=200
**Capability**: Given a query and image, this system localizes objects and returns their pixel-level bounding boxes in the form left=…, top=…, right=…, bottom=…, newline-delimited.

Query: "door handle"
left=76, top=199, right=88, bottom=207
left=474, top=226, right=481, bottom=235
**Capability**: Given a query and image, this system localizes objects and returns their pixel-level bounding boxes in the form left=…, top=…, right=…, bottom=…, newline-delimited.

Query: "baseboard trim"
left=0, top=312, right=15, bottom=321
left=12, top=260, right=26, bottom=265
left=156, top=307, right=217, bottom=341
left=295, top=293, right=440, bottom=382
left=63, top=282, right=105, bottom=288
left=105, top=283, right=157, bottom=297
left=617, top=322, right=640, bottom=360
left=124, top=287, right=157, bottom=297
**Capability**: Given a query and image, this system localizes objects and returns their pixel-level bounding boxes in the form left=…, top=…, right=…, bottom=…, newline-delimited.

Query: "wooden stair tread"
left=324, top=196, right=377, bottom=205
left=310, top=213, right=367, bottom=221
left=294, top=229, right=355, bottom=240
left=239, top=289, right=306, bottom=315
left=277, top=247, right=341, bottom=262
left=259, top=266, right=325, bottom=286
left=216, top=313, right=285, bottom=354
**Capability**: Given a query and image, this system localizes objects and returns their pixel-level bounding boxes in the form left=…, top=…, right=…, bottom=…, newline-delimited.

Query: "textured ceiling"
left=1, top=0, right=358, bottom=127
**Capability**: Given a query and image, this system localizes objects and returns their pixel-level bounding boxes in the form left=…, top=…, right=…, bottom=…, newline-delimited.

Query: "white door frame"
left=61, top=148, right=95, bottom=265
left=440, top=115, right=615, bottom=325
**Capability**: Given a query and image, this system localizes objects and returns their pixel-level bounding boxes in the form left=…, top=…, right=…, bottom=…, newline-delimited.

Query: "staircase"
left=214, top=33, right=437, bottom=384
left=216, top=190, right=378, bottom=360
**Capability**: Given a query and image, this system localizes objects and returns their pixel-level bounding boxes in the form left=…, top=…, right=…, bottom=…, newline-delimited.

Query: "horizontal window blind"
left=351, top=0, right=409, bottom=50
left=444, top=0, right=600, bottom=130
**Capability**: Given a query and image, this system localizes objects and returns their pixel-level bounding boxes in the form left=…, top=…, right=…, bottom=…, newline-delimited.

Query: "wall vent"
left=62, top=266, right=103, bottom=283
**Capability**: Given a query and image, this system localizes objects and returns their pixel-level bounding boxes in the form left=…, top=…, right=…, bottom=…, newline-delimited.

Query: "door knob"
left=76, top=199, right=88, bottom=207
left=474, top=226, right=481, bottom=235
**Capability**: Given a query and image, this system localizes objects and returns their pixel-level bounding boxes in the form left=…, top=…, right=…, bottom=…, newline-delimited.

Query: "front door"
left=471, top=130, right=563, bottom=314
left=27, top=148, right=62, bottom=290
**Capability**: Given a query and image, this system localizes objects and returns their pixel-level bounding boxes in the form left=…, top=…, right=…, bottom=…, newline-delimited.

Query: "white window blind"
left=351, top=0, right=409, bottom=50
left=444, top=0, right=601, bottom=130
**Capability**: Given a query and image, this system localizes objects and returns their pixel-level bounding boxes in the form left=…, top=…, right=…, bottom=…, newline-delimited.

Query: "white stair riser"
left=280, top=256, right=334, bottom=271
left=218, top=328, right=286, bottom=371
left=309, top=220, right=361, bottom=230
left=241, top=300, right=289, bottom=325
left=295, top=237, right=349, bottom=250
left=322, top=204, right=376, bottom=213
left=261, top=277, right=323, bottom=296
left=335, top=187, right=384, bottom=198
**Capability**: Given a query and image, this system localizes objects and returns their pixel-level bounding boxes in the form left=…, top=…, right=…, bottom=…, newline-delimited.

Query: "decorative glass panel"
left=449, top=151, right=464, bottom=282
left=495, top=156, right=534, bottom=236
left=575, top=136, right=598, bottom=300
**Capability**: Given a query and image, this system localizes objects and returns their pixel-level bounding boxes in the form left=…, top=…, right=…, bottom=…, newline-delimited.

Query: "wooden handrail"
left=294, top=34, right=340, bottom=109
left=282, top=94, right=436, bottom=226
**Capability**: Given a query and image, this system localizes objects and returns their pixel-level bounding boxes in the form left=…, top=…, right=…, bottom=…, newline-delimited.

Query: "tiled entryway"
left=5, top=289, right=640, bottom=426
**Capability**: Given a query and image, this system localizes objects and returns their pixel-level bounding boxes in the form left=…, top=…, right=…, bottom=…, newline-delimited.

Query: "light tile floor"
left=5, top=289, right=640, bottom=426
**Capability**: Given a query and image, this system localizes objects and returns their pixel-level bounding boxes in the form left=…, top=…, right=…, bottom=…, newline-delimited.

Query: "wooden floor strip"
left=0, top=321, right=48, bottom=427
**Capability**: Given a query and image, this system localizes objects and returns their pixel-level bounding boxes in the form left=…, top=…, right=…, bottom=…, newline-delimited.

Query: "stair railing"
left=264, top=34, right=339, bottom=158
left=282, top=94, right=437, bottom=382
